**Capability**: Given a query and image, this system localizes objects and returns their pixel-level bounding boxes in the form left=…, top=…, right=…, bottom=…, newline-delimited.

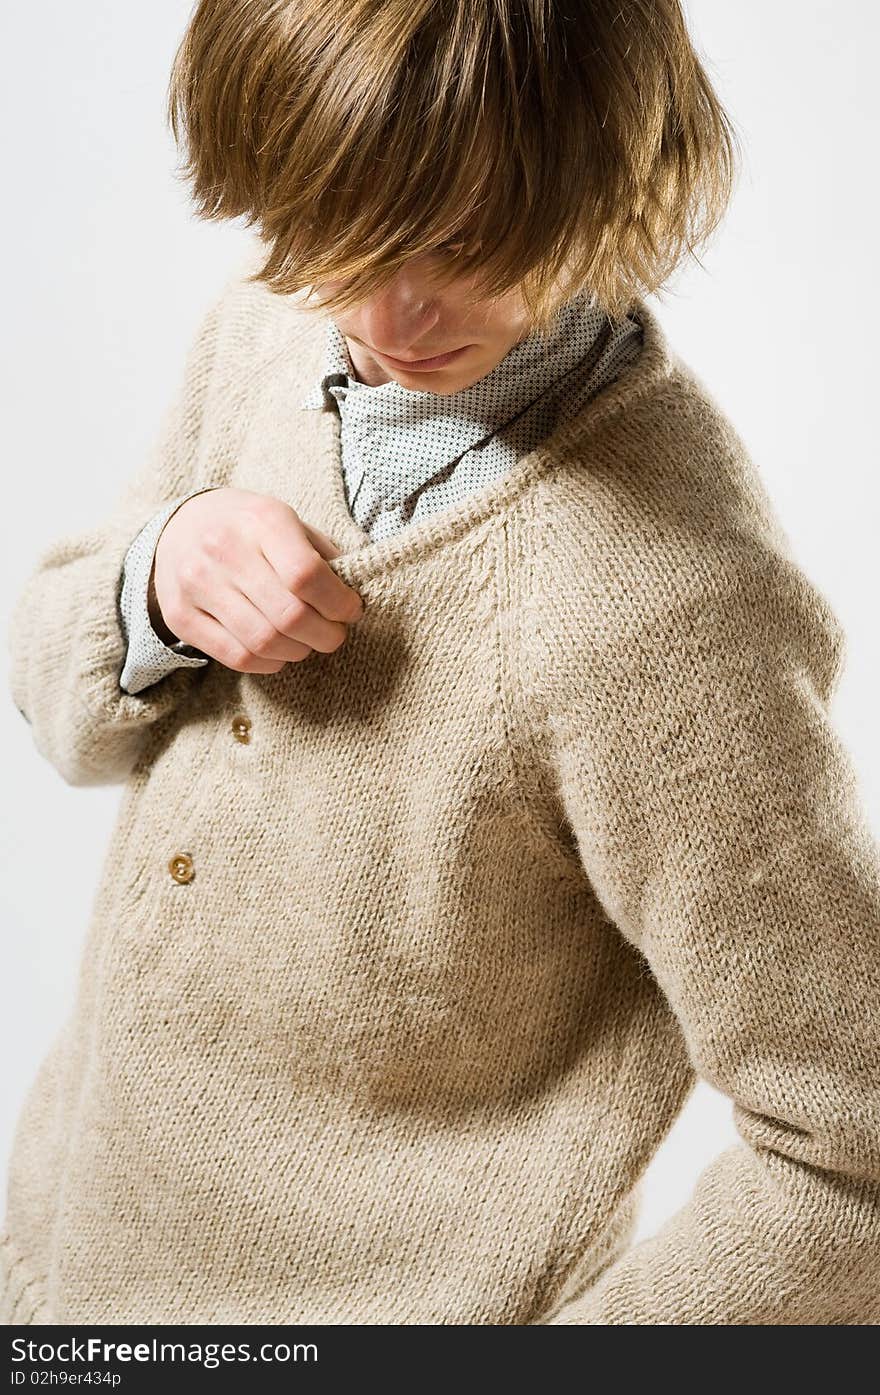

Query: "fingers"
left=173, top=553, right=355, bottom=667
left=239, top=549, right=353, bottom=655
left=178, top=569, right=334, bottom=664
left=261, top=522, right=364, bottom=625
left=156, top=493, right=366, bottom=674
left=170, top=605, right=299, bottom=674
left=301, top=521, right=342, bottom=561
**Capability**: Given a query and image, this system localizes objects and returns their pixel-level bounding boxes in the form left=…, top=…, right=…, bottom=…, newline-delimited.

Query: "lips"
left=374, top=344, right=471, bottom=371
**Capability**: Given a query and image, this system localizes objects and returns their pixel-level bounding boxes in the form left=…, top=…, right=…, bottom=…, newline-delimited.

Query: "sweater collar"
left=274, top=291, right=675, bottom=589
left=298, top=290, right=636, bottom=511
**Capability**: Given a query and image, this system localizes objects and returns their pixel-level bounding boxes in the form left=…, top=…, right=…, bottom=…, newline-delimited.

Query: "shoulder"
left=547, top=338, right=792, bottom=585
left=519, top=340, right=845, bottom=712
left=184, top=239, right=326, bottom=406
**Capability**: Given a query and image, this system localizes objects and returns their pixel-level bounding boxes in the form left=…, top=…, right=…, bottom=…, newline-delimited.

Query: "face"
left=313, top=247, right=535, bottom=393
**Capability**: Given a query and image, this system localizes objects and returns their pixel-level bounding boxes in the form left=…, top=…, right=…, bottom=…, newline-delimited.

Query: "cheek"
left=472, top=306, right=528, bottom=353
left=311, top=279, right=354, bottom=317
left=316, top=295, right=358, bottom=337
left=465, top=279, right=528, bottom=328
left=496, top=287, right=530, bottom=328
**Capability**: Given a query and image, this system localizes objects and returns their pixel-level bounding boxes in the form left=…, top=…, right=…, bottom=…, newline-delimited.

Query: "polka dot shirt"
left=299, top=287, right=643, bottom=541
left=118, top=289, right=644, bottom=694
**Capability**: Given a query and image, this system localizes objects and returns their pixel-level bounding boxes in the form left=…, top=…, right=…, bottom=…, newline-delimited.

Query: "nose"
left=359, top=261, right=443, bottom=359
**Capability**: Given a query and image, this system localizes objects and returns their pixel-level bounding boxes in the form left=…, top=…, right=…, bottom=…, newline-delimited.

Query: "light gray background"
left=3, top=2, right=878, bottom=1251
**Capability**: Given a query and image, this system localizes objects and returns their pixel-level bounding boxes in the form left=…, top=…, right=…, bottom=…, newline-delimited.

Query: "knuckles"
left=283, top=556, right=325, bottom=595
left=275, top=594, right=308, bottom=633
left=244, top=620, right=283, bottom=657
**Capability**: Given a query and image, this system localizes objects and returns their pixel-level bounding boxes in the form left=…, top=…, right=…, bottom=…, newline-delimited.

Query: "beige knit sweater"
left=4, top=257, right=880, bottom=1325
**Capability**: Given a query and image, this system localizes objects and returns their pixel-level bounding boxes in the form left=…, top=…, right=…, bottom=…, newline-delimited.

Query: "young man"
left=4, top=1, right=880, bottom=1325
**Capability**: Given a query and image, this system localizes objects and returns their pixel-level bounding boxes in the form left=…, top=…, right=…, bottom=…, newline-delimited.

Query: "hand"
left=149, top=488, right=364, bottom=673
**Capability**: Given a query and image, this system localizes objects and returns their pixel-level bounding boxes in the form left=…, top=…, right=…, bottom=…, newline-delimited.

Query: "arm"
left=118, top=487, right=222, bottom=695
left=8, top=289, right=230, bottom=785
left=543, top=547, right=880, bottom=1324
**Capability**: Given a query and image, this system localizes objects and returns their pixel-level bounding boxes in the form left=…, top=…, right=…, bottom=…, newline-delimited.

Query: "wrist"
left=147, top=559, right=181, bottom=646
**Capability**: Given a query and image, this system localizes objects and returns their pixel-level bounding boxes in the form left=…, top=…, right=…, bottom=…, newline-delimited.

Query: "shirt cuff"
left=118, top=487, right=219, bottom=695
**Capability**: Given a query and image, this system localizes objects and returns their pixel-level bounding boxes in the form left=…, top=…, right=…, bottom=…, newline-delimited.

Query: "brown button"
left=168, top=852, right=194, bottom=884
left=231, top=713, right=251, bottom=744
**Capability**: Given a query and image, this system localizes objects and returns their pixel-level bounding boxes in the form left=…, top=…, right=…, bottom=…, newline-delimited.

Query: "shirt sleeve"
left=541, top=547, right=880, bottom=1325
left=118, top=487, right=221, bottom=695
left=8, top=279, right=235, bottom=787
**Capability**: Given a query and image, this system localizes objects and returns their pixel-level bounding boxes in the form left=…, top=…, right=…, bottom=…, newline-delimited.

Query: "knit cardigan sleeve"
left=7, top=289, right=228, bottom=787
left=543, top=546, right=880, bottom=1325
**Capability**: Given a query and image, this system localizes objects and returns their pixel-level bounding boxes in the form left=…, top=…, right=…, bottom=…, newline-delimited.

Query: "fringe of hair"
left=167, top=0, right=742, bottom=332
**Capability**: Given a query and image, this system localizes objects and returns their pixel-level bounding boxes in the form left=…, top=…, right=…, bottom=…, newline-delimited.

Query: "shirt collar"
left=300, top=322, right=359, bottom=411
left=298, top=288, right=607, bottom=421
left=297, top=290, right=630, bottom=508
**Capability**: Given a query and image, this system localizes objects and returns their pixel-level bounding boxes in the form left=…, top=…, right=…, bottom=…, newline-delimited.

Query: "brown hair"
left=167, top=0, right=741, bottom=333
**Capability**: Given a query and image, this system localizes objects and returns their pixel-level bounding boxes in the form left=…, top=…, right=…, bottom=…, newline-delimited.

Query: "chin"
left=399, top=363, right=487, bottom=395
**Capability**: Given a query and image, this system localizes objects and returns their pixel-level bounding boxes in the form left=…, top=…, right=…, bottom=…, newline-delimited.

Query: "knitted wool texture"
left=115, top=291, right=642, bottom=695
left=4, top=254, right=880, bottom=1325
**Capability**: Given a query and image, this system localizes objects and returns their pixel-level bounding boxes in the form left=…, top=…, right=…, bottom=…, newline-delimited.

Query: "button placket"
left=165, top=714, right=252, bottom=885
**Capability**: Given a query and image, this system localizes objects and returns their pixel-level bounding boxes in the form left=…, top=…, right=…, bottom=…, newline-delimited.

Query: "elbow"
left=27, top=716, right=142, bottom=789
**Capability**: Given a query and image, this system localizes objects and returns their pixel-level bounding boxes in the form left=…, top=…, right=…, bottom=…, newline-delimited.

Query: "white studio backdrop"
left=2, top=1, right=878, bottom=1250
